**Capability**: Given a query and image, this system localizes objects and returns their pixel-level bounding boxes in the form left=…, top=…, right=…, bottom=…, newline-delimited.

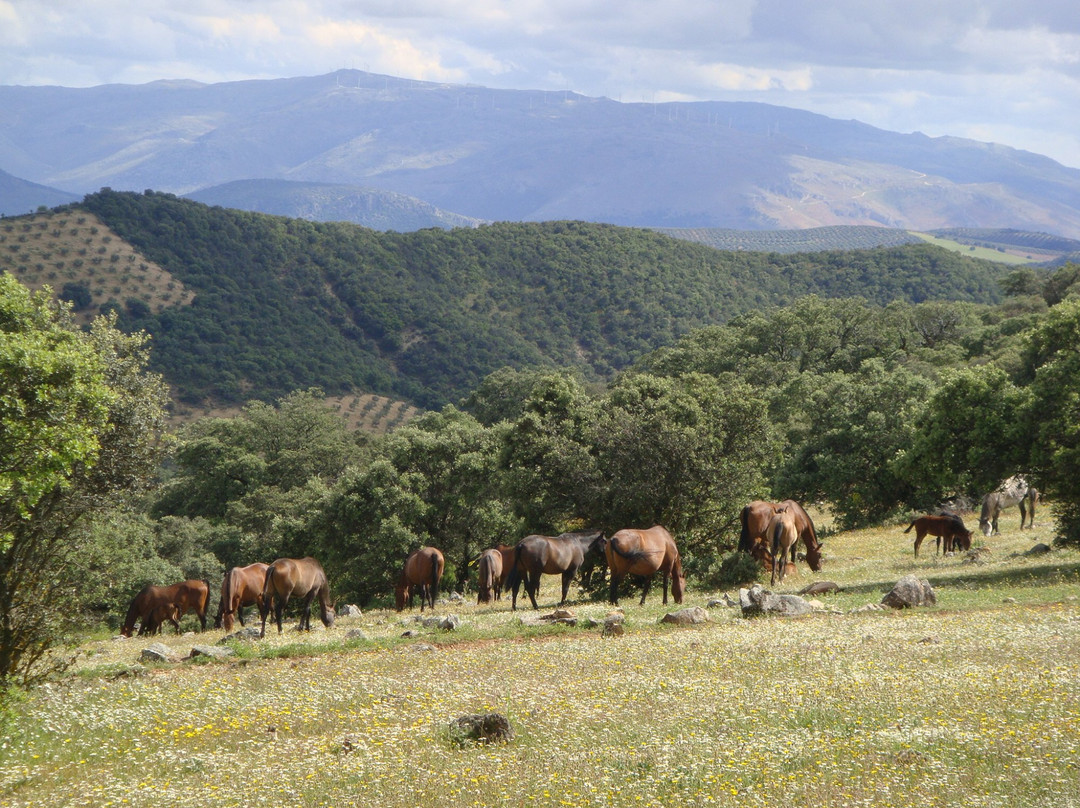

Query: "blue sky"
left=2, top=0, right=1078, bottom=167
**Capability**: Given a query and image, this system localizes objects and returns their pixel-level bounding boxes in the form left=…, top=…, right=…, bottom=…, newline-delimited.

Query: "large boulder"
left=881, top=575, right=936, bottom=609
left=739, top=585, right=813, bottom=617
left=660, top=606, right=709, bottom=625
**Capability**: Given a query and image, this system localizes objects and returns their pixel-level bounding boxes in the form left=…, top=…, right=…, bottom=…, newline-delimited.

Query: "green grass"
left=1, top=513, right=1078, bottom=807
left=910, top=232, right=1033, bottom=264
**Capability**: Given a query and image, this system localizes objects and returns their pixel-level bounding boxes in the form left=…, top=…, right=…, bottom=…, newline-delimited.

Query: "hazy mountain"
left=185, top=179, right=483, bottom=230
left=0, top=168, right=80, bottom=216
left=2, top=70, right=1079, bottom=236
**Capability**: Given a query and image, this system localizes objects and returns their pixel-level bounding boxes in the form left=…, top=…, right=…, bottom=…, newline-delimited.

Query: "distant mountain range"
left=2, top=70, right=1080, bottom=237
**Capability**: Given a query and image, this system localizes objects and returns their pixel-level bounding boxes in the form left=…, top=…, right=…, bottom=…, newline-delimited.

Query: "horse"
left=140, top=603, right=182, bottom=636
left=604, top=525, right=685, bottom=606
left=214, top=562, right=269, bottom=632
left=738, top=499, right=823, bottom=572
left=904, top=514, right=973, bottom=558
left=476, top=548, right=504, bottom=604
left=259, top=557, right=335, bottom=637
left=395, top=546, right=445, bottom=611
left=121, top=579, right=210, bottom=637
left=768, top=507, right=799, bottom=586
left=979, top=475, right=1039, bottom=536
left=505, top=530, right=605, bottom=611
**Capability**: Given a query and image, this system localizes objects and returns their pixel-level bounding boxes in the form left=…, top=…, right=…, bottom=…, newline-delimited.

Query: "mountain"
left=0, top=168, right=80, bottom=216
left=1, top=71, right=1079, bottom=236
left=185, top=179, right=484, bottom=230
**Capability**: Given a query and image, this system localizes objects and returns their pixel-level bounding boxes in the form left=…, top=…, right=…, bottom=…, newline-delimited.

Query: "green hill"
left=19, top=190, right=1011, bottom=409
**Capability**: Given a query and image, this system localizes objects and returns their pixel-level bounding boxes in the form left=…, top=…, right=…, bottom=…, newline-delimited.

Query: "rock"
left=344, top=629, right=368, bottom=640
left=448, top=713, right=514, bottom=746
left=739, top=584, right=813, bottom=617
left=219, top=627, right=261, bottom=643
left=660, top=606, right=710, bottom=625
left=601, top=618, right=625, bottom=637
left=437, top=614, right=462, bottom=631
left=189, top=645, right=234, bottom=660
left=851, top=603, right=885, bottom=613
left=140, top=643, right=172, bottom=663
left=798, top=581, right=843, bottom=596
left=405, top=642, right=436, bottom=653
left=918, top=635, right=942, bottom=644
left=881, top=575, right=936, bottom=609
left=1025, top=543, right=1052, bottom=555
left=336, top=604, right=362, bottom=618
left=401, top=629, right=421, bottom=638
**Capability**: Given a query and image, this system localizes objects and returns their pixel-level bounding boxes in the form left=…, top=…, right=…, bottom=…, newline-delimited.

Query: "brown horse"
left=904, top=514, right=973, bottom=558
left=141, top=603, right=182, bottom=636
left=979, top=475, right=1039, bottom=536
left=215, top=562, right=269, bottom=632
left=476, top=548, right=504, bottom=604
left=259, top=557, right=335, bottom=637
left=506, top=531, right=605, bottom=611
left=604, top=525, right=685, bottom=606
left=395, top=546, right=445, bottom=611
left=121, top=579, right=210, bottom=637
left=738, top=499, right=823, bottom=572
left=768, top=507, right=799, bottom=586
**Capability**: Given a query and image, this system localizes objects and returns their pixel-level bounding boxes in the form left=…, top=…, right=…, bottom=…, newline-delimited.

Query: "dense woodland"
left=3, top=190, right=1080, bottom=690
left=75, top=190, right=1010, bottom=409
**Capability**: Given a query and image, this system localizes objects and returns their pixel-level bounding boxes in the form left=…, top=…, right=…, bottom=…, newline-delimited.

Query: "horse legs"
left=274, top=595, right=288, bottom=634
left=526, top=571, right=541, bottom=610
left=559, top=570, right=574, bottom=606
left=639, top=575, right=653, bottom=606
left=609, top=573, right=621, bottom=606
left=299, top=592, right=316, bottom=631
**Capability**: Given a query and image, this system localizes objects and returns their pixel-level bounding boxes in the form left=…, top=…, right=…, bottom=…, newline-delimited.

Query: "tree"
left=0, top=276, right=168, bottom=687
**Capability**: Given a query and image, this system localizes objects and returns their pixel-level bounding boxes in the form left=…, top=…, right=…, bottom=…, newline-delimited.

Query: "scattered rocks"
left=660, top=606, right=709, bottom=625
left=421, top=614, right=462, bottom=630
left=881, top=575, right=936, bottom=609
left=139, top=643, right=173, bottom=663
left=739, top=585, right=813, bottom=618
left=448, top=713, right=514, bottom=746
left=219, top=627, right=261, bottom=643
left=189, top=645, right=234, bottom=660
left=405, top=642, right=437, bottom=653
left=798, top=581, right=843, bottom=596
left=706, top=594, right=738, bottom=608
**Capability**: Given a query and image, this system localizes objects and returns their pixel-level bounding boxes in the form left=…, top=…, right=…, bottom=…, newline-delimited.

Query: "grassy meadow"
left=1, top=512, right=1078, bottom=808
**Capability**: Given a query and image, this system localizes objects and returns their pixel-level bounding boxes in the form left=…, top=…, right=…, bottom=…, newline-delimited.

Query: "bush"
left=699, top=551, right=762, bottom=591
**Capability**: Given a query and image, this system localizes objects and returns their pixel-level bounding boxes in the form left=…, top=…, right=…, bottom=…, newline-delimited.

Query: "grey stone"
left=881, top=575, right=936, bottom=609
left=660, top=606, right=710, bottom=625
left=739, top=584, right=813, bottom=617
left=189, top=644, right=234, bottom=660
left=140, top=643, right=172, bottom=662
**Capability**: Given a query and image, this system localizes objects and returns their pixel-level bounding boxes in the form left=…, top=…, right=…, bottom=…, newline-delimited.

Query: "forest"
left=2, top=193, right=1080, bottom=692
left=70, top=190, right=1012, bottom=408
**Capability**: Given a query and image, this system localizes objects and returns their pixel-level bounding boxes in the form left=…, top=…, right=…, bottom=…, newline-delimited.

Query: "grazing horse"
left=141, top=603, right=181, bottom=636
left=260, top=557, right=335, bottom=637
left=121, top=580, right=210, bottom=637
left=215, top=562, right=269, bottom=632
left=395, top=546, right=445, bottom=611
left=768, top=507, right=799, bottom=586
left=476, top=548, right=504, bottom=604
left=604, top=525, right=685, bottom=606
left=980, top=475, right=1039, bottom=536
left=505, top=531, right=605, bottom=611
left=904, top=514, right=973, bottom=558
left=738, top=499, right=823, bottom=572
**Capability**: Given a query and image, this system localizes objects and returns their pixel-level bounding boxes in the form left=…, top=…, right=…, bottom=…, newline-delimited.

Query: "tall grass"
left=1, top=516, right=1077, bottom=807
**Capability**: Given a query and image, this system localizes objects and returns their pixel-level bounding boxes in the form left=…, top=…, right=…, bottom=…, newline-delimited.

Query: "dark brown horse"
left=604, top=525, right=685, bottom=606
left=476, top=548, right=504, bottom=604
left=141, top=603, right=182, bottom=636
left=259, top=557, right=335, bottom=636
left=215, top=562, right=269, bottom=632
left=904, top=514, right=973, bottom=558
left=121, top=579, right=210, bottom=637
left=738, top=499, right=823, bottom=572
left=395, top=546, right=445, bottom=611
left=506, top=531, right=605, bottom=611
left=979, top=475, right=1039, bottom=536
left=768, top=507, right=799, bottom=586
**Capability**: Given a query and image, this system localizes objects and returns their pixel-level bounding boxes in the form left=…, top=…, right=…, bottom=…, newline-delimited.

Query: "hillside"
left=2, top=71, right=1079, bottom=235
left=3, top=190, right=1012, bottom=410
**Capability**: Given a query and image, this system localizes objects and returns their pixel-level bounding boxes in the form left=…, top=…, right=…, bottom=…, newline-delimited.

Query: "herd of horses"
left=120, top=475, right=1041, bottom=636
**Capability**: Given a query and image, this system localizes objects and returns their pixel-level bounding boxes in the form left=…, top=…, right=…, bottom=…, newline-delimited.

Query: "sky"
left=2, top=0, right=1079, bottom=168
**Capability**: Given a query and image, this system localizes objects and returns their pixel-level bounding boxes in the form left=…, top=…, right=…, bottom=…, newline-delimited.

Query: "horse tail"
left=903, top=520, right=915, bottom=533
left=505, top=544, right=524, bottom=592
left=608, top=539, right=653, bottom=565
left=428, top=553, right=441, bottom=604
left=220, top=569, right=234, bottom=623
left=738, top=506, right=752, bottom=553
